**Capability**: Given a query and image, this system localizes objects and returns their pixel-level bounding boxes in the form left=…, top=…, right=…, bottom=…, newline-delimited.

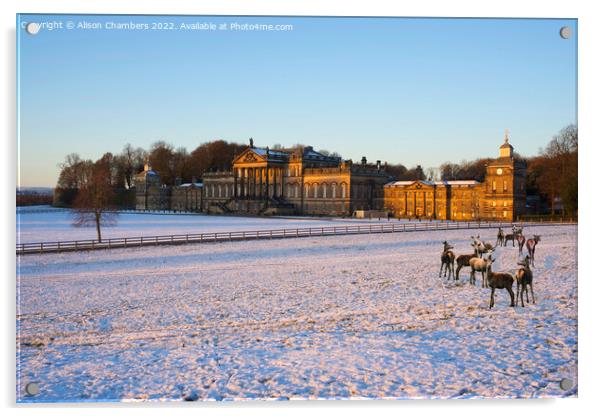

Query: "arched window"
left=294, top=184, right=299, bottom=198
left=305, top=184, right=309, bottom=198
left=341, top=183, right=347, bottom=199
left=322, top=184, right=327, bottom=198
left=332, top=183, right=337, bottom=198
left=313, top=183, right=318, bottom=198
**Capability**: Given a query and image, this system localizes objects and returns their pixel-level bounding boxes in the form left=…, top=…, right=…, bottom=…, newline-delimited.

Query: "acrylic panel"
left=16, top=14, right=578, bottom=402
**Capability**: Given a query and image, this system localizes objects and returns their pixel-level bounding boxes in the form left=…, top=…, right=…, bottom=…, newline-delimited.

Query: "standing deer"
left=516, top=255, right=535, bottom=307
left=517, top=233, right=526, bottom=256
left=455, top=248, right=478, bottom=281
left=439, top=241, right=455, bottom=279
left=471, top=235, right=495, bottom=258
left=526, top=235, right=541, bottom=266
left=469, top=251, right=493, bottom=287
left=485, top=257, right=515, bottom=308
left=504, top=232, right=516, bottom=247
left=496, top=228, right=505, bottom=247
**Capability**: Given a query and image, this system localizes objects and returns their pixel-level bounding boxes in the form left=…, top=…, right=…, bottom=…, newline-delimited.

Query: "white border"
left=3, top=1, right=600, bottom=415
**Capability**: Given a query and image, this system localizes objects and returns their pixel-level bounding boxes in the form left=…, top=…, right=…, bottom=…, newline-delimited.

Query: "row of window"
left=204, top=182, right=352, bottom=199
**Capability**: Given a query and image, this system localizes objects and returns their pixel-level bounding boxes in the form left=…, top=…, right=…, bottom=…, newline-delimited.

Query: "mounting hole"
left=559, top=26, right=571, bottom=40
left=25, top=22, right=40, bottom=35
left=560, top=378, right=573, bottom=391
left=25, top=382, right=40, bottom=396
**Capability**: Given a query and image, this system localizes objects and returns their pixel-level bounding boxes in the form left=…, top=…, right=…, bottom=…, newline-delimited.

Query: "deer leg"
left=507, top=286, right=515, bottom=307
left=520, top=285, right=525, bottom=307
left=530, top=283, right=535, bottom=304
left=439, top=262, right=444, bottom=278
left=525, top=286, right=530, bottom=303
left=490, top=287, right=495, bottom=309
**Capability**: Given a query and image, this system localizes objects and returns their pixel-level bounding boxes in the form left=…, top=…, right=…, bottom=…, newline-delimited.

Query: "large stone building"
left=202, top=143, right=389, bottom=216
left=383, top=134, right=526, bottom=221
left=134, top=135, right=526, bottom=221
left=134, top=162, right=203, bottom=212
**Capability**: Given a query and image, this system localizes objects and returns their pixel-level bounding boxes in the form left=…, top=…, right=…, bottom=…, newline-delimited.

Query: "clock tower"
left=482, top=130, right=527, bottom=221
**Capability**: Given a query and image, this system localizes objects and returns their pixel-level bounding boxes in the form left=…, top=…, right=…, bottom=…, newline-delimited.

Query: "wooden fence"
left=16, top=220, right=576, bottom=255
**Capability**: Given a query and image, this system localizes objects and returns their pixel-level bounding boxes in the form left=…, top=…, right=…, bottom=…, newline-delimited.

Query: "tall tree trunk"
left=95, top=211, right=102, bottom=242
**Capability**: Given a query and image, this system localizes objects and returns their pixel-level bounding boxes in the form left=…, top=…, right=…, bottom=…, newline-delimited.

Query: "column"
left=234, top=168, right=238, bottom=198
left=259, top=168, right=263, bottom=199
left=265, top=166, right=270, bottom=199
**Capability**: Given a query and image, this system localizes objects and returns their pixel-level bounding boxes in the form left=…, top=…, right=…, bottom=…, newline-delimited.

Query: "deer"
left=496, top=228, right=505, bottom=247
left=471, top=235, right=495, bottom=258
left=526, top=235, right=541, bottom=266
left=455, top=248, right=478, bottom=281
left=439, top=241, right=455, bottom=279
left=515, top=255, right=535, bottom=307
left=469, top=250, right=494, bottom=287
left=484, top=257, right=515, bottom=308
left=504, top=232, right=516, bottom=247
left=517, top=232, right=526, bottom=256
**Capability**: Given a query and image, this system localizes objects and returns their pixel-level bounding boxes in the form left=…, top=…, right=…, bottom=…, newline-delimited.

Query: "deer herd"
left=439, top=224, right=541, bottom=309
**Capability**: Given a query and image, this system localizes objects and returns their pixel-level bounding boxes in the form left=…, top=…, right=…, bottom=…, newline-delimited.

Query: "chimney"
left=376, top=160, right=381, bottom=171
left=361, top=156, right=367, bottom=166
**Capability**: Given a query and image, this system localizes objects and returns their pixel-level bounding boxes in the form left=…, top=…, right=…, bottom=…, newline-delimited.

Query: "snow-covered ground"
left=16, top=224, right=577, bottom=401
left=17, top=208, right=411, bottom=244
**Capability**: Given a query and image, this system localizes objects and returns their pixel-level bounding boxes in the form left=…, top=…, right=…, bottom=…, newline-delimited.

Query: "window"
left=332, top=183, right=337, bottom=198
left=503, top=181, right=507, bottom=192
left=322, top=184, right=327, bottom=198
left=492, top=181, right=497, bottom=191
left=341, top=183, right=347, bottom=199
left=313, top=183, right=318, bottom=198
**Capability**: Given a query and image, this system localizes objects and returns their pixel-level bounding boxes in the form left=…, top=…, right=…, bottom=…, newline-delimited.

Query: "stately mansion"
left=135, top=135, right=527, bottom=221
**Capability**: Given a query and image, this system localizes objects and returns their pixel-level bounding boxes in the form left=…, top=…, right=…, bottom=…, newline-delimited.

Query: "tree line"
left=435, top=125, right=577, bottom=216
left=55, top=124, right=577, bottom=221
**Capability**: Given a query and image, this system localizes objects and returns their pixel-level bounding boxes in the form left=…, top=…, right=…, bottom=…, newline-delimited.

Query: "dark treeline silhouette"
left=437, top=125, right=577, bottom=216
left=54, top=126, right=577, bottom=216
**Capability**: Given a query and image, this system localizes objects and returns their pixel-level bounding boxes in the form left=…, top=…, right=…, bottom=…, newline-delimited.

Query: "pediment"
left=407, top=181, right=434, bottom=190
left=233, top=149, right=264, bottom=165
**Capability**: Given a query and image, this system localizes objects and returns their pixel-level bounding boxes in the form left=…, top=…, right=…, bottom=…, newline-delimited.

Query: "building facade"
left=383, top=135, right=526, bottom=221
left=202, top=143, right=389, bottom=216
left=134, top=135, right=526, bottom=220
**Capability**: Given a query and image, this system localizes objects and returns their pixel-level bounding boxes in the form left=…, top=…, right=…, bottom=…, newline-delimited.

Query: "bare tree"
left=72, top=158, right=118, bottom=242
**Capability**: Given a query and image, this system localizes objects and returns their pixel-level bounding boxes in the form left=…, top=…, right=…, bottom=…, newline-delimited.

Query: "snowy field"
left=16, top=223, right=577, bottom=401
left=17, top=206, right=412, bottom=244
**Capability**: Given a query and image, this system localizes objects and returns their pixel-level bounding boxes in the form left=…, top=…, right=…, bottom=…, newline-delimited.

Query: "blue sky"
left=17, top=15, right=577, bottom=187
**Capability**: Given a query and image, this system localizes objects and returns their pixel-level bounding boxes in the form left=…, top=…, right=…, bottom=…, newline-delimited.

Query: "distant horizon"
left=18, top=15, right=577, bottom=187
